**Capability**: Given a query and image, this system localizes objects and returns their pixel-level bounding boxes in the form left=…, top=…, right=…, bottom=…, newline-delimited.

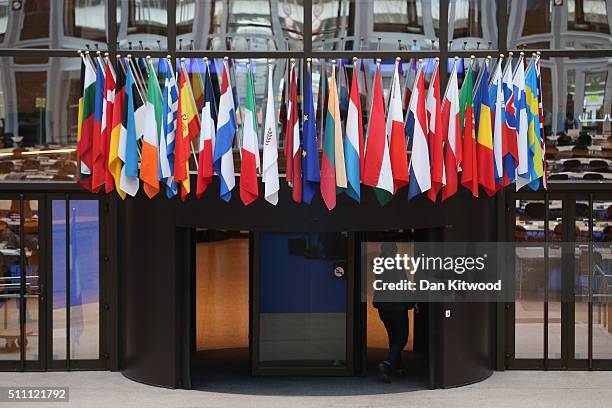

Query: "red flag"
left=175, top=60, right=201, bottom=201
left=441, top=60, right=461, bottom=201
left=103, top=60, right=116, bottom=193
left=426, top=60, right=444, bottom=202
left=284, top=63, right=302, bottom=203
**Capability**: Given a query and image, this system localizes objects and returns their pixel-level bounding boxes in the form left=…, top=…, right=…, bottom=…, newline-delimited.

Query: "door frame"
left=44, top=193, right=108, bottom=371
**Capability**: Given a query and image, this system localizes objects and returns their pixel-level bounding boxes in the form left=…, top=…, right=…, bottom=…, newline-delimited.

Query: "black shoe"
left=378, top=362, right=391, bottom=383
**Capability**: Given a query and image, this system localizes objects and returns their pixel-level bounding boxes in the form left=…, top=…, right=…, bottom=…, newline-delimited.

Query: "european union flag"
left=302, top=65, right=320, bottom=204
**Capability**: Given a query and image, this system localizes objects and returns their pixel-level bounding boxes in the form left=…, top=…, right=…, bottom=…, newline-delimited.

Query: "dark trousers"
left=377, top=308, right=409, bottom=367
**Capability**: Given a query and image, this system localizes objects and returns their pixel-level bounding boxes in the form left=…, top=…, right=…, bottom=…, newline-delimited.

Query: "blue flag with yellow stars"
left=302, top=64, right=320, bottom=204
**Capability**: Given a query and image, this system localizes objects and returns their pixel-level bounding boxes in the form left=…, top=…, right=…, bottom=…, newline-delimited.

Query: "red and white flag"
left=284, top=61, right=302, bottom=203
left=426, top=59, right=445, bottom=202
left=441, top=59, right=461, bottom=201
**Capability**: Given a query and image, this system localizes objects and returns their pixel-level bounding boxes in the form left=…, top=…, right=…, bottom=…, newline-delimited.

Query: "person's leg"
left=385, top=310, right=407, bottom=367
left=393, top=310, right=409, bottom=374
left=377, top=309, right=396, bottom=383
left=377, top=309, right=398, bottom=364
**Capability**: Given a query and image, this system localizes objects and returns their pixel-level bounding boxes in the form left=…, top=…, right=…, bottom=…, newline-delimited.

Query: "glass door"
left=0, top=195, right=44, bottom=370
left=508, top=193, right=612, bottom=370
left=252, top=232, right=353, bottom=375
left=48, top=196, right=105, bottom=369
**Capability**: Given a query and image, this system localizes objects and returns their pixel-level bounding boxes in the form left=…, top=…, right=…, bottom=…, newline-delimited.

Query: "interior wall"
left=195, top=237, right=249, bottom=351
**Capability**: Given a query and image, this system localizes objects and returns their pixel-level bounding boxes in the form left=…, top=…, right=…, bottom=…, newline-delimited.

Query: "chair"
left=572, top=145, right=589, bottom=157
left=545, top=146, right=559, bottom=161
left=525, top=202, right=546, bottom=220
left=21, top=159, right=39, bottom=171
left=563, top=159, right=581, bottom=171
left=583, top=173, right=604, bottom=180
left=589, top=160, right=609, bottom=172
left=557, top=133, right=573, bottom=146
left=0, top=162, right=14, bottom=174
left=515, top=225, right=528, bottom=241
left=548, top=173, right=569, bottom=180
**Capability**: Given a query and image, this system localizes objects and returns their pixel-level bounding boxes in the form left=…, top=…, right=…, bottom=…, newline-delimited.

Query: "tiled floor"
left=2, top=370, right=612, bottom=408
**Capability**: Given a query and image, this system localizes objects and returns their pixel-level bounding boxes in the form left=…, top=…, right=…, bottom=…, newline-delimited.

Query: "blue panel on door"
left=259, top=232, right=347, bottom=314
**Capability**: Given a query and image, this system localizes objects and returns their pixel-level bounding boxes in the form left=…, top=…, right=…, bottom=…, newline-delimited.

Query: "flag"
left=262, top=62, right=279, bottom=205
left=526, top=61, right=543, bottom=190
left=102, top=58, right=116, bottom=193
left=141, top=58, right=163, bottom=198
left=175, top=59, right=201, bottom=201
left=489, top=59, right=504, bottom=188
left=108, top=58, right=126, bottom=199
left=388, top=58, right=409, bottom=194
left=475, top=61, right=496, bottom=196
left=284, top=62, right=302, bottom=203
left=158, top=58, right=179, bottom=198
left=426, top=59, right=444, bottom=202
left=363, top=64, right=394, bottom=205
left=92, top=57, right=106, bottom=192
left=321, top=62, right=347, bottom=211
left=119, top=62, right=144, bottom=197
left=502, top=57, right=518, bottom=185
left=536, top=56, right=547, bottom=189
left=406, top=62, right=431, bottom=200
left=196, top=60, right=217, bottom=198
left=460, top=62, right=478, bottom=197
left=344, top=59, right=364, bottom=202
left=214, top=59, right=238, bottom=202
left=441, top=59, right=461, bottom=201
left=239, top=62, right=259, bottom=205
left=403, top=58, right=417, bottom=111
left=77, top=53, right=96, bottom=192
left=302, top=63, right=320, bottom=204
left=189, top=58, right=204, bottom=110
left=514, top=56, right=530, bottom=191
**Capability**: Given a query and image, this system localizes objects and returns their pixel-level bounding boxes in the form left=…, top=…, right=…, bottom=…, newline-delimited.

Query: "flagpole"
left=126, top=55, right=146, bottom=103
left=513, top=52, right=525, bottom=78
left=145, top=56, right=163, bottom=96
left=473, top=55, right=491, bottom=93
left=319, top=57, right=326, bottom=150
left=442, top=56, right=459, bottom=101
left=503, top=51, right=514, bottom=77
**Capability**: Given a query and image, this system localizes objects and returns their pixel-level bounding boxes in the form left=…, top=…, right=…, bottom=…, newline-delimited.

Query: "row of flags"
left=76, top=52, right=547, bottom=209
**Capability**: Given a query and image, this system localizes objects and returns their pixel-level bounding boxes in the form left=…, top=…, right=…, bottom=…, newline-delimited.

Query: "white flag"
left=262, top=63, right=279, bottom=205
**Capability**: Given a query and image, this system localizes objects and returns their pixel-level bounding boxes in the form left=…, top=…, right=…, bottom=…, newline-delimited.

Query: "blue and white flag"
left=158, top=58, right=179, bottom=198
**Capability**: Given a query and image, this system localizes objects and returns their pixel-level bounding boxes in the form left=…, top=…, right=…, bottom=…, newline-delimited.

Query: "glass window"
left=542, top=57, right=612, bottom=182
left=177, top=0, right=303, bottom=51
left=0, top=1, right=108, bottom=49
left=314, top=0, right=439, bottom=51
left=117, top=0, right=168, bottom=50
left=0, top=199, right=40, bottom=362
left=508, top=0, right=612, bottom=50
left=449, top=0, right=497, bottom=51
left=514, top=199, right=547, bottom=359
left=0, top=57, right=80, bottom=182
